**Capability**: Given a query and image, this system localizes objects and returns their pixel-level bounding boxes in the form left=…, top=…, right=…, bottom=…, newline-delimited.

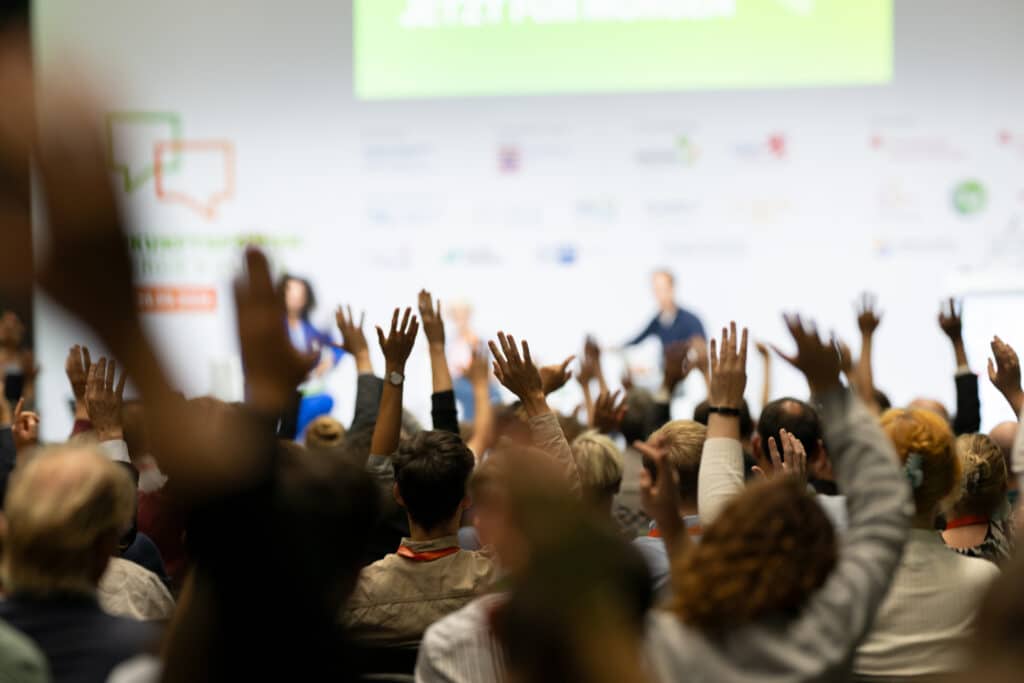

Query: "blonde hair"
left=649, top=420, right=707, bottom=501
left=570, top=431, right=624, bottom=501
left=304, top=416, right=346, bottom=449
left=950, top=433, right=1008, bottom=518
left=880, top=408, right=959, bottom=516
left=3, top=446, right=136, bottom=596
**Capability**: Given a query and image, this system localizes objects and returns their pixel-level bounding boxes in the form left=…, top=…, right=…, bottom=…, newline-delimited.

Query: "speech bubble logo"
left=106, top=111, right=183, bottom=192
left=153, top=140, right=236, bottom=220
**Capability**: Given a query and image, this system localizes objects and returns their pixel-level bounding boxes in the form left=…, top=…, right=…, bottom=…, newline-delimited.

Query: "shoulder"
left=0, top=620, right=47, bottom=683
left=422, top=593, right=504, bottom=652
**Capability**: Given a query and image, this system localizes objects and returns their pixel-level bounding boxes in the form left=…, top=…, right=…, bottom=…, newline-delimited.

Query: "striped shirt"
left=415, top=593, right=509, bottom=683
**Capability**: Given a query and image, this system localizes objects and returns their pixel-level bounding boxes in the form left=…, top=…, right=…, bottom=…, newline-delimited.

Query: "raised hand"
left=681, top=337, right=710, bottom=386
left=539, top=355, right=575, bottom=396
left=856, top=293, right=882, bottom=337
left=489, top=332, right=544, bottom=407
left=85, top=356, right=127, bottom=441
left=592, top=389, right=627, bottom=434
left=467, top=344, right=490, bottom=388
left=938, top=298, right=963, bottom=341
left=662, top=341, right=689, bottom=392
left=755, top=341, right=771, bottom=359
left=11, top=398, right=39, bottom=451
left=708, top=322, right=748, bottom=409
left=235, top=248, right=318, bottom=414
left=417, top=289, right=445, bottom=348
left=752, top=429, right=808, bottom=486
left=335, top=305, right=372, bottom=374
left=772, top=314, right=843, bottom=397
left=635, top=436, right=686, bottom=556
left=65, top=344, right=92, bottom=403
left=376, top=307, right=419, bottom=372
left=988, top=336, right=1023, bottom=415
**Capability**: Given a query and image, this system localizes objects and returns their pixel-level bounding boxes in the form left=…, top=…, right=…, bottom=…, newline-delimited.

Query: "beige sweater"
left=854, top=528, right=1000, bottom=677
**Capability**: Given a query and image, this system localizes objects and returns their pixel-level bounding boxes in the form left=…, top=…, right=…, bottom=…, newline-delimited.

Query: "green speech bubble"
left=106, top=111, right=184, bottom=192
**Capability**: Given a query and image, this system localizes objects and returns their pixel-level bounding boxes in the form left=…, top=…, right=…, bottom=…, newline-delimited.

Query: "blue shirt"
left=627, top=306, right=705, bottom=348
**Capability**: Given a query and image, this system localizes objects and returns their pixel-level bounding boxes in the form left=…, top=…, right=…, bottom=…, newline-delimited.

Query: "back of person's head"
left=672, top=476, right=836, bottom=631
left=950, top=433, right=1008, bottom=519
left=881, top=408, right=959, bottom=516
left=619, top=388, right=657, bottom=444
left=392, top=430, right=475, bottom=532
left=907, top=398, right=950, bottom=423
left=273, top=447, right=380, bottom=611
left=493, top=513, right=652, bottom=683
left=756, top=398, right=823, bottom=459
left=570, top=431, right=624, bottom=506
left=304, top=415, right=346, bottom=450
left=693, top=399, right=753, bottom=440
left=3, top=446, right=135, bottom=596
left=988, top=421, right=1018, bottom=479
left=648, top=420, right=706, bottom=503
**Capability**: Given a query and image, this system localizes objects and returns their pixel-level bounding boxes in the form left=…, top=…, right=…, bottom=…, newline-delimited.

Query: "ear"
left=751, top=433, right=763, bottom=460
left=393, top=483, right=406, bottom=509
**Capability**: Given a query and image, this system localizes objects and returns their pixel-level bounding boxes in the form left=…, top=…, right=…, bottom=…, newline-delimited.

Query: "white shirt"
left=854, top=529, right=1000, bottom=677
left=415, top=593, right=508, bottom=683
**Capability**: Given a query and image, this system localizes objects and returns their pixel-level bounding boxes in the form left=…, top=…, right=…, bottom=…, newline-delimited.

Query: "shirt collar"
left=399, top=535, right=461, bottom=553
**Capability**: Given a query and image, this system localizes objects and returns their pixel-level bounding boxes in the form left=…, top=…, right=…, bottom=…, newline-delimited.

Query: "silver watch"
left=388, top=370, right=405, bottom=386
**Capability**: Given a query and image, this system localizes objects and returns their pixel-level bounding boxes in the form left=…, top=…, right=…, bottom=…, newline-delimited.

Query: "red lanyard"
left=945, top=514, right=990, bottom=530
left=396, top=545, right=460, bottom=562
left=647, top=525, right=702, bottom=539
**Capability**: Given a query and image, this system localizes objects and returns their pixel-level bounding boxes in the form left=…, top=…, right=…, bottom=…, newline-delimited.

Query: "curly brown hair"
left=670, top=477, right=837, bottom=632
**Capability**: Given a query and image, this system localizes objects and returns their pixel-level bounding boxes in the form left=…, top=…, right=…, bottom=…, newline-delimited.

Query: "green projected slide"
left=354, top=0, right=893, bottom=99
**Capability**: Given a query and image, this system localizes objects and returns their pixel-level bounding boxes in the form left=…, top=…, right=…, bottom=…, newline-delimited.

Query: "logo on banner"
left=952, top=180, right=987, bottom=216
left=106, top=111, right=236, bottom=221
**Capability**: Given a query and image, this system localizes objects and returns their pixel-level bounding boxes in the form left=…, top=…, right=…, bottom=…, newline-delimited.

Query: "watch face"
left=389, top=371, right=404, bottom=385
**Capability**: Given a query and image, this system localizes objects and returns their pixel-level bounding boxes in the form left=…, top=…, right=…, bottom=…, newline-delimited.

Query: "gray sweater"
left=645, top=388, right=911, bottom=683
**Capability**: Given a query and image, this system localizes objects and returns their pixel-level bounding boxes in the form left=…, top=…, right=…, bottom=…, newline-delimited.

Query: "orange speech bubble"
left=153, top=140, right=236, bottom=220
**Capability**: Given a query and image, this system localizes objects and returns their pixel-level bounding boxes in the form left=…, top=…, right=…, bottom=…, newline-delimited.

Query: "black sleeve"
left=0, top=427, right=14, bottom=509
left=431, top=390, right=460, bottom=435
left=952, top=372, right=981, bottom=436
left=350, top=373, right=384, bottom=433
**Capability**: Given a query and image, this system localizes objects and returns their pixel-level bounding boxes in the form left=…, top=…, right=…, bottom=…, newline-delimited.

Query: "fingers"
left=768, top=436, right=783, bottom=470
left=489, top=339, right=510, bottom=378
left=769, top=343, right=798, bottom=369
left=559, top=354, right=574, bottom=372
left=80, top=346, right=91, bottom=371
left=988, top=357, right=997, bottom=384
left=105, top=358, right=116, bottom=391
left=376, top=325, right=387, bottom=350
left=521, top=340, right=533, bottom=367
left=399, top=307, right=412, bottom=334
left=13, top=398, right=24, bottom=418
left=408, top=316, right=419, bottom=341
left=709, top=338, right=718, bottom=373
left=389, top=308, right=399, bottom=336
left=751, top=466, right=767, bottom=480
left=243, top=247, right=274, bottom=302
left=115, top=365, right=127, bottom=399
left=739, top=326, right=748, bottom=366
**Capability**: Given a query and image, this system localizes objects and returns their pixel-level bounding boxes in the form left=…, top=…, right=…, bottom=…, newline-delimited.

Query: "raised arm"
left=335, top=305, right=383, bottom=434
left=696, top=322, right=748, bottom=526
left=65, top=344, right=93, bottom=435
left=369, top=307, right=419, bottom=459
left=756, top=341, right=772, bottom=412
left=419, top=289, right=459, bottom=434
left=989, top=336, right=1024, bottom=418
left=490, top=332, right=580, bottom=496
left=768, top=314, right=910, bottom=673
left=466, top=347, right=496, bottom=458
left=853, top=293, right=882, bottom=415
left=940, top=298, right=980, bottom=434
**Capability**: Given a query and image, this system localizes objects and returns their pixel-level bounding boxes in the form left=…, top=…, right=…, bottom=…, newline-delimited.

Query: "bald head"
left=3, top=446, right=135, bottom=596
left=908, top=398, right=950, bottom=423
left=989, top=421, right=1018, bottom=475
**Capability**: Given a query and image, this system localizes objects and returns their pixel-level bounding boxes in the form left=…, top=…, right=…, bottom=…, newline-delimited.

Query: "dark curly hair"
left=671, top=477, right=837, bottom=632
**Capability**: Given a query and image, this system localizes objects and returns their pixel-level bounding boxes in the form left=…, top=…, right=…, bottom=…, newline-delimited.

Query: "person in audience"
left=623, top=270, right=705, bottom=352
left=644, top=317, right=910, bottom=682
left=942, top=433, right=1013, bottom=564
left=632, top=419, right=706, bottom=596
left=854, top=408, right=1000, bottom=679
left=570, top=431, right=624, bottom=519
left=98, top=557, right=175, bottom=621
left=344, top=426, right=493, bottom=645
left=0, top=446, right=158, bottom=682
left=304, top=415, right=346, bottom=449
left=988, top=421, right=1018, bottom=505
left=752, top=397, right=847, bottom=531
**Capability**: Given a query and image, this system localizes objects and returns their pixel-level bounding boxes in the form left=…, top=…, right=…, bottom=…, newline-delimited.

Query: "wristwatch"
left=388, top=370, right=405, bottom=387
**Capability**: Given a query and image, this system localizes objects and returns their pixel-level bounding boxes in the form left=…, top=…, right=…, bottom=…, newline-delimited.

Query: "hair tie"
left=903, top=453, right=925, bottom=490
